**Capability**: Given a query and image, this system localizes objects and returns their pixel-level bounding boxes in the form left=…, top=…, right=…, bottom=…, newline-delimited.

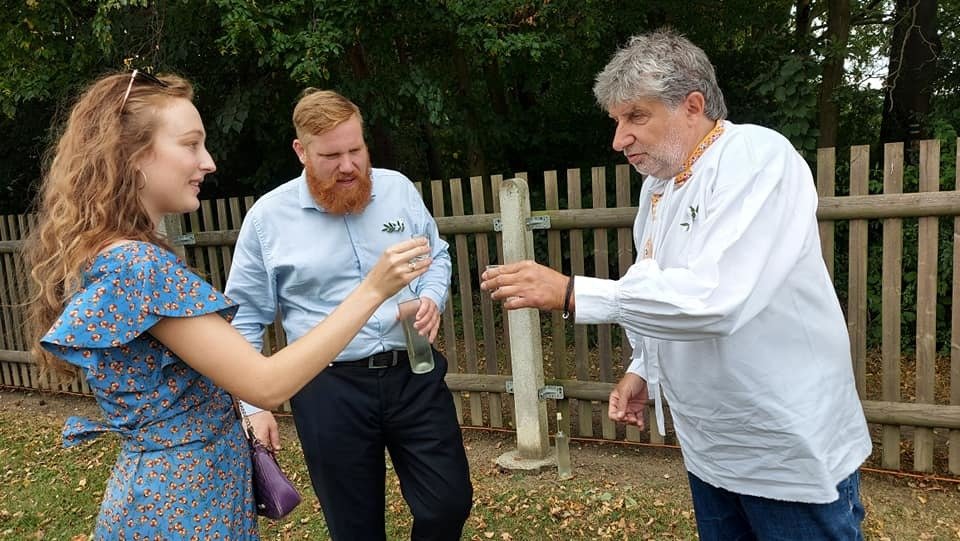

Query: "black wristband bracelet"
left=562, top=275, right=575, bottom=320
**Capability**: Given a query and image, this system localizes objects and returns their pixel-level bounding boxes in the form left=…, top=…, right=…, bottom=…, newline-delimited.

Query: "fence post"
left=159, top=215, right=186, bottom=260
left=499, top=177, right=550, bottom=460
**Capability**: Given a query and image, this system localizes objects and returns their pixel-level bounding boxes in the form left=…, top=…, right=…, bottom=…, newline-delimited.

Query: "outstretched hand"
left=608, top=373, right=649, bottom=429
left=479, top=260, right=568, bottom=312
left=367, top=237, right=432, bottom=300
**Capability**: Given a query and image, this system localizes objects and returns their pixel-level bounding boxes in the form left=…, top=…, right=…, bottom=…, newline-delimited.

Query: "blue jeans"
left=688, top=470, right=865, bottom=541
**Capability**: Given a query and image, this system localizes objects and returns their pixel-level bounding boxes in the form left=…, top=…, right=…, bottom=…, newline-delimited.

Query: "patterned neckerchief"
left=673, top=119, right=725, bottom=188
left=643, top=120, right=725, bottom=260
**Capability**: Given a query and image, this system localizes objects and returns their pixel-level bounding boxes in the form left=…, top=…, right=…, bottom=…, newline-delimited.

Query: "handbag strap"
left=232, top=397, right=263, bottom=446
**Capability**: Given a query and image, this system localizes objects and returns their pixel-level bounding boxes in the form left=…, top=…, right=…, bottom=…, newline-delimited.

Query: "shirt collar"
left=673, top=119, right=725, bottom=188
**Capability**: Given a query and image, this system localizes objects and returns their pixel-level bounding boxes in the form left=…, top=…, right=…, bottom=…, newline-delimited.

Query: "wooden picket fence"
left=1, top=140, right=960, bottom=476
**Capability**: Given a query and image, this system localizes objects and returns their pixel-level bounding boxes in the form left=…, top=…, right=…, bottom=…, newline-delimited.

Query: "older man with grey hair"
left=481, top=29, right=871, bottom=540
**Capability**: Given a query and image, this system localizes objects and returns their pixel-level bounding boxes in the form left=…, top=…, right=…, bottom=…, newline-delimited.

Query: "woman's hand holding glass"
left=364, top=237, right=432, bottom=300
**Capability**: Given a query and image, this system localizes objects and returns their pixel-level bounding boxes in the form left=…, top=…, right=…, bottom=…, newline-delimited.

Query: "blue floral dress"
left=41, top=242, right=259, bottom=540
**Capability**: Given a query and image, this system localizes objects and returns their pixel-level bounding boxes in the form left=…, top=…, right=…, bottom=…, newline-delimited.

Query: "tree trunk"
left=795, top=0, right=813, bottom=52
left=395, top=37, right=445, bottom=179
left=880, top=0, right=940, bottom=154
left=484, top=59, right=528, bottom=172
left=420, top=119, right=445, bottom=180
left=817, top=0, right=851, bottom=149
left=482, top=60, right=510, bottom=118
left=451, top=43, right=488, bottom=177
left=346, top=43, right=398, bottom=169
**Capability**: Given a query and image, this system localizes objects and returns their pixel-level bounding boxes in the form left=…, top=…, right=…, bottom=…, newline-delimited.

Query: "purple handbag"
left=248, top=435, right=302, bottom=519
left=236, top=399, right=302, bottom=519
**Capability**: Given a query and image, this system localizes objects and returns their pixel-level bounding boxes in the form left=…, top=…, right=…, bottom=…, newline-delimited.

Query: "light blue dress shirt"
left=224, top=168, right=451, bottom=364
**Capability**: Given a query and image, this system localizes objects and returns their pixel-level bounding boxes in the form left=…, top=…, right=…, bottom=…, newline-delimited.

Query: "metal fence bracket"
left=171, top=233, right=196, bottom=246
left=525, top=215, right=551, bottom=230
left=493, top=215, right=551, bottom=232
left=538, top=385, right=564, bottom=400
left=505, top=380, right=564, bottom=401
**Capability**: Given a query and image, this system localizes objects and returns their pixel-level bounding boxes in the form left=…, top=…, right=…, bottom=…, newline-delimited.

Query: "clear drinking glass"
left=556, top=412, right=573, bottom=480
left=397, top=295, right=435, bottom=374
left=410, top=233, right=429, bottom=263
left=483, top=264, right=501, bottom=292
left=484, top=264, right=515, bottom=301
left=396, top=233, right=434, bottom=374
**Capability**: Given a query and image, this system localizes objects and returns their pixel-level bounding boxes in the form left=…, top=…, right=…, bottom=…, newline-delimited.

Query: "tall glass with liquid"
left=397, top=293, right=435, bottom=374
left=397, top=232, right=434, bottom=374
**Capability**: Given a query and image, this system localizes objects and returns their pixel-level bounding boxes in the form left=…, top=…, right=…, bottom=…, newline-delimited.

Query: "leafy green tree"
left=1, top=0, right=957, bottom=219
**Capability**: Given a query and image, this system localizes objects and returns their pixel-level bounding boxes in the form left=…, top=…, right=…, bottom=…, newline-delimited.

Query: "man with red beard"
left=225, top=89, right=472, bottom=540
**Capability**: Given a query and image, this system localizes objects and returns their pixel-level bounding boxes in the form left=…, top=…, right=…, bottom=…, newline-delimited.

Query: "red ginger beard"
left=305, top=161, right=374, bottom=215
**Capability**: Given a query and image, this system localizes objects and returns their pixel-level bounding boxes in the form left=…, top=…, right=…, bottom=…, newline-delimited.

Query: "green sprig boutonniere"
left=680, top=205, right=699, bottom=231
left=382, top=219, right=406, bottom=233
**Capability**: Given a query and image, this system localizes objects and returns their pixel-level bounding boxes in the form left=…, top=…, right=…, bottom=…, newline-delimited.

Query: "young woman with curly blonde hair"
left=25, top=70, right=431, bottom=539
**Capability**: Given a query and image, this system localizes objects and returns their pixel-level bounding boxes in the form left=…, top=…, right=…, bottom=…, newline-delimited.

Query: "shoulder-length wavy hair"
left=24, top=71, right=194, bottom=380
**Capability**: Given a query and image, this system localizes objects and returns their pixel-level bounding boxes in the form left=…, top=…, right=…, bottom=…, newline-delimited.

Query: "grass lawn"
left=1, top=389, right=958, bottom=540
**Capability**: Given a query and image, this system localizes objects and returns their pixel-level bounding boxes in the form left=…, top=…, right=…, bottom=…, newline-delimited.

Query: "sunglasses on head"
left=119, top=69, right=169, bottom=113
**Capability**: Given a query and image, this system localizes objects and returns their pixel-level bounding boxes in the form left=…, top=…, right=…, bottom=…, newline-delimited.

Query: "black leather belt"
left=331, top=350, right=405, bottom=369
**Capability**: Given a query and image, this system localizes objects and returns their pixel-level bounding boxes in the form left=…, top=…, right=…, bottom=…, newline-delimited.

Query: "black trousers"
left=289, top=349, right=473, bottom=541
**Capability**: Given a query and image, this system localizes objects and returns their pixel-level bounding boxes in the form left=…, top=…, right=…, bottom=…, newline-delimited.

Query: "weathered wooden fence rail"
left=2, top=139, right=959, bottom=475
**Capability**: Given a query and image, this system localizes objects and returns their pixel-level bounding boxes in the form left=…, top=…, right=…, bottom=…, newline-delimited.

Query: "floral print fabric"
left=41, top=241, right=259, bottom=540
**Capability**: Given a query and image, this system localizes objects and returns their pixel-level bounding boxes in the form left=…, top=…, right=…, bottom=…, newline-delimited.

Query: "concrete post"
left=498, top=177, right=549, bottom=460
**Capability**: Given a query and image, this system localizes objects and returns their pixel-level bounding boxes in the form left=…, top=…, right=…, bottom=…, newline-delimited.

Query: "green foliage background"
left=2, top=0, right=959, bottom=353
left=8, top=1, right=957, bottom=209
